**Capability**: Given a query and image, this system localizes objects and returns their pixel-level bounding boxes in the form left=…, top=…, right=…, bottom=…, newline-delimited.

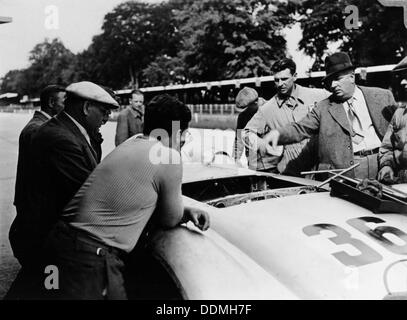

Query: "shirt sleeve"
left=115, top=111, right=129, bottom=146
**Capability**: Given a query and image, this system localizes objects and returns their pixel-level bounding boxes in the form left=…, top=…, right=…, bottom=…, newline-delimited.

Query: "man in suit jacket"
left=10, top=85, right=66, bottom=266
left=5, top=82, right=118, bottom=300
left=265, top=52, right=396, bottom=180
left=6, top=85, right=66, bottom=300
left=115, top=89, right=144, bottom=146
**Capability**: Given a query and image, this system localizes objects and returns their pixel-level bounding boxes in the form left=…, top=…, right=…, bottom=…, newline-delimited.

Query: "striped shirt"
left=61, top=136, right=175, bottom=253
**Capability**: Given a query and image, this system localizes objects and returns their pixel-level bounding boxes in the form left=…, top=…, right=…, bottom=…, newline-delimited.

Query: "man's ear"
left=83, top=101, right=90, bottom=116
left=48, top=97, right=55, bottom=108
left=292, top=72, right=298, bottom=82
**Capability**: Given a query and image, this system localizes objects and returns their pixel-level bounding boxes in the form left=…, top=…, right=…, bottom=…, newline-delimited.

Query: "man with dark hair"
left=266, top=52, right=396, bottom=180
left=44, top=94, right=209, bottom=299
left=242, top=58, right=329, bottom=175
left=39, top=85, right=66, bottom=116
left=115, top=89, right=145, bottom=146
left=6, top=84, right=65, bottom=299
left=10, top=85, right=65, bottom=265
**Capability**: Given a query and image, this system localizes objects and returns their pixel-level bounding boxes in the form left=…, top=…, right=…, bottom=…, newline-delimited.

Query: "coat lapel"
left=327, top=100, right=352, bottom=135
left=33, top=110, right=49, bottom=123
left=358, top=86, right=383, bottom=138
left=58, top=112, right=98, bottom=167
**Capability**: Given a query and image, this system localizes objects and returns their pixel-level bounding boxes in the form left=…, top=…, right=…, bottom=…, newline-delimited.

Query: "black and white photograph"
left=1, top=0, right=407, bottom=305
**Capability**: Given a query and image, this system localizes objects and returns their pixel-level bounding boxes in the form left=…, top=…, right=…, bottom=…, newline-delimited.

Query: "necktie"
left=347, top=101, right=360, bottom=132
left=347, top=100, right=364, bottom=144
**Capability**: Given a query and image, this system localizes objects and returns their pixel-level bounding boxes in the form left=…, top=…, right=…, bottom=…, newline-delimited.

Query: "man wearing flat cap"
left=232, top=87, right=266, bottom=168
left=242, top=58, right=329, bottom=174
left=265, top=52, right=396, bottom=180
left=5, top=82, right=118, bottom=299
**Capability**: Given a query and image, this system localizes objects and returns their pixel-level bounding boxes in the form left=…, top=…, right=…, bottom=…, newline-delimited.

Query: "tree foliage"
left=295, top=0, right=407, bottom=70
left=1, top=38, right=75, bottom=96
left=78, top=1, right=181, bottom=89
left=174, top=0, right=293, bottom=82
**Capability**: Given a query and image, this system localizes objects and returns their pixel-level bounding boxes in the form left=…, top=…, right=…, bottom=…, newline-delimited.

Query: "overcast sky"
left=0, top=0, right=311, bottom=81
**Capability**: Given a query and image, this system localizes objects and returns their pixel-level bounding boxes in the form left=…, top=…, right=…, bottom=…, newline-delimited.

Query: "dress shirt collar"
left=275, top=84, right=304, bottom=109
left=63, top=111, right=91, bottom=146
left=128, top=106, right=144, bottom=118
left=38, top=110, right=52, bottom=120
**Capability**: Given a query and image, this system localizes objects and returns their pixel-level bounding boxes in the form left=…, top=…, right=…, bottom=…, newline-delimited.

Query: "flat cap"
left=66, top=81, right=119, bottom=109
left=393, top=56, right=407, bottom=73
left=236, top=87, right=258, bottom=109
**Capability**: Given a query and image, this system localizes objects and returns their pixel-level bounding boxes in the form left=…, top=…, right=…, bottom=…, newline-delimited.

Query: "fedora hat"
left=323, top=52, right=356, bottom=82
left=393, top=56, right=407, bottom=73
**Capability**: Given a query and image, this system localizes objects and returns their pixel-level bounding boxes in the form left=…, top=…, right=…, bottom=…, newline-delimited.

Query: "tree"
left=0, top=69, right=28, bottom=95
left=1, top=38, right=75, bottom=97
left=294, top=0, right=407, bottom=70
left=173, top=0, right=293, bottom=82
left=79, top=1, right=181, bottom=89
left=142, top=55, right=185, bottom=86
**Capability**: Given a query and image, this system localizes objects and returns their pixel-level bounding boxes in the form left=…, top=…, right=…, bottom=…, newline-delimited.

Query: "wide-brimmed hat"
left=323, top=52, right=356, bottom=82
left=393, top=56, right=407, bottom=73
left=235, top=87, right=258, bottom=109
left=66, top=81, right=119, bottom=109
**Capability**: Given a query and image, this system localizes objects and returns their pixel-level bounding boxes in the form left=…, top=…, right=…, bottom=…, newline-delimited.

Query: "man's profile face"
left=327, top=70, right=356, bottom=101
left=84, top=101, right=111, bottom=132
left=131, top=93, right=144, bottom=113
left=274, top=68, right=296, bottom=97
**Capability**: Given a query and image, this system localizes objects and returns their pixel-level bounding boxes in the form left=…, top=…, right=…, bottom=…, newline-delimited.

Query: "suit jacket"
left=14, top=112, right=99, bottom=261
left=10, top=111, right=49, bottom=264
left=13, top=111, right=49, bottom=208
left=278, top=86, right=396, bottom=177
left=115, top=107, right=143, bottom=146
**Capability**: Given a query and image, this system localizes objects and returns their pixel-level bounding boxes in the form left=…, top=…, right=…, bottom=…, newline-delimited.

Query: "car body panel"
left=152, top=163, right=407, bottom=299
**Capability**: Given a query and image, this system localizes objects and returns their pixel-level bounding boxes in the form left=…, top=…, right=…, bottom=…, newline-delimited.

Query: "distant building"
left=0, top=16, right=12, bottom=24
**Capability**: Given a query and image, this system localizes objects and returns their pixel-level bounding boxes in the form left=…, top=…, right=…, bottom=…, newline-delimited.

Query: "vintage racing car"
left=127, top=161, right=407, bottom=300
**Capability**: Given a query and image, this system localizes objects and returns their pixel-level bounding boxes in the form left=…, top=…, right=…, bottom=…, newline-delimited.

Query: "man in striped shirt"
left=44, top=94, right=210, bottom=300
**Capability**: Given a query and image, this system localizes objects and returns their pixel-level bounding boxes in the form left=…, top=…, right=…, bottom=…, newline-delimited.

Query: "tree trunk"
left=129, top=65, right=135, bottom=88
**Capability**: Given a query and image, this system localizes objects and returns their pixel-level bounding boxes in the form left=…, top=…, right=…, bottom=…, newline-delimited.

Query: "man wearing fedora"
left=264, top=52, right=396, bottom=180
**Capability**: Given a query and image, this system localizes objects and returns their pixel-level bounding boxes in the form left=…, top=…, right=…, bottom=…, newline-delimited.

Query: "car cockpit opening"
left=182, top=174, right=324, bottom=208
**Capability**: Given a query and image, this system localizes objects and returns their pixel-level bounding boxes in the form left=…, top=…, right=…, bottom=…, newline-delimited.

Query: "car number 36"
left=303, top=217, right=407, bottom=267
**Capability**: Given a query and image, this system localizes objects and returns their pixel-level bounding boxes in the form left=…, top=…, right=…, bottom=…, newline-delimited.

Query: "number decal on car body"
left=347, top=217, right=407, bottom=255
left=303, top=223, right=383, bottom=267
left=303, top=217, right=407, bottom=267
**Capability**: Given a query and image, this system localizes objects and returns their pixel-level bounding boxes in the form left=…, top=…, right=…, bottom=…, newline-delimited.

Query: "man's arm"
left=241, top=108, right=277, bottom=156
left=233, top=114, right=245, bottom=161
left=115, top=111, right=128, bottom=146
left=155, top=149, right=209, bottom=231
left=378, top=110, right=399, bottom=182
left=266, top=107, right=321, bottom=148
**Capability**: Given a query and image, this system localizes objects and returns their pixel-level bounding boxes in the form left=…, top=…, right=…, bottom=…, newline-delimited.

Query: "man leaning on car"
left=43, top=94, right=210, bottom=300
